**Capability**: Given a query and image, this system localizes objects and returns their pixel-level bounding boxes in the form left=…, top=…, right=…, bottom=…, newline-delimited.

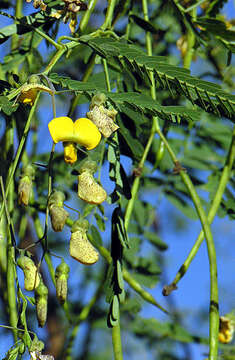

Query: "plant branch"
left=155, top=128, right=219, bottom=360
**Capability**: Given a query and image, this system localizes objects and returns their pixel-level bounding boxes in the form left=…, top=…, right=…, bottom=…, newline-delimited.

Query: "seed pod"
left=17, top=255, right=41, bottom=291
left=35, top=280, right=48, bottom=327
left=70, top=219, right=99, bottom=265
left=48, top=190, right=69, bottom=232
left=18, top=164, right=35, bottom=206
left=87, top=94, right=118, bottom=138
left=77, top=159, right=107, bottom=205
left=55, top=260, right=70, bottom=303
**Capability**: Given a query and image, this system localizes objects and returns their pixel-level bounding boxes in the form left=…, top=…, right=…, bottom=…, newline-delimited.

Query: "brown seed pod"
left=55, top=260, right=70, bottom=303
left=17, top=255, right=41, bottom=291
left=48, top=190, right=69, bottom=232
left=70, top=219, right=99, bottom=265
left=35, top=280, right=48, bottom=327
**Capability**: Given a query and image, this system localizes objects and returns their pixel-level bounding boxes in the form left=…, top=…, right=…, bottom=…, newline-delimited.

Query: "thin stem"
left=68, top=53, right=96, bottom=117
left=101, top=0, right=117, bottom=30
left=0, top=94, right=40, bottom=222
left=155, top=128, right=219, bottom=360
left=79, top=0, right=98, bottom=32
left=103, top=58, right=111, bottom=92
left=65, top=284, right=102, bottom=359
left=183, top=8, right=196, bottom=69
left=0, top=180, right=18, bottom=341
left=124, top=0, right=160, bottom=231
left=112, top=323, right=123, bottom=360
left=167, top=126, right=235, bottom=288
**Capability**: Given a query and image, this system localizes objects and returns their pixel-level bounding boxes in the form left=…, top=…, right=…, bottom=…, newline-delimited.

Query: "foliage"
left=0, top=0, right=234, bottom=359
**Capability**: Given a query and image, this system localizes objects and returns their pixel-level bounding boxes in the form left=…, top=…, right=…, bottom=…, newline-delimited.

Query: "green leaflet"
left=82, top=37, right=235, bottom=121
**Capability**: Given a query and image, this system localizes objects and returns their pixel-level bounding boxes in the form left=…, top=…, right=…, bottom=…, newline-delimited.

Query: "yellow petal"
left=48, top=117, right=74, bottom=144
left=63, top=142, right=77, bottom=164
left=74, top=118, right=101, bottom=150
left=18, top=88, right=38, bottom=106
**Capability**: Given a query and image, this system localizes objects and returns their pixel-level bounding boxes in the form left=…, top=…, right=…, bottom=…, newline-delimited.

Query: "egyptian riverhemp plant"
left=0, top=0, right=235, bottom=359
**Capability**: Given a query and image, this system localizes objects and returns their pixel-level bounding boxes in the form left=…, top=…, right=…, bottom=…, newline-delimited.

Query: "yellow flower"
left=48, top=117, right=101, bottom=164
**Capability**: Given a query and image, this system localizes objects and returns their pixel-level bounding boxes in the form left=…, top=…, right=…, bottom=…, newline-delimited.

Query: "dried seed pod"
left=17, top=255, right=41, bottom=291
left=87, top=93, right=118, bottom=138
left=77, top=159, right=107, bottom=205
left=35, top=280, right=48, bottom=327
left=18, top=164, right=35, bottom=206
left=48, top=190, right=69, bottom=232
left=70, top=219, right=99, bottom=265
left=55, top=260, right=70, bottom=303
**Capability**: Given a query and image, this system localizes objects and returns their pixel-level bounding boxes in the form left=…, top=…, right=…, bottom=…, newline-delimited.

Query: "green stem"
left=68, top=53, right=96, bottom=117
left=124, top=0, right=160, bottom=231
left=167, top=126, right=235, bottom=288
left=0, top=94, right=40, bottom=222
left=101, top=0, right=117, bottom=30
left=65, top=284, right=102, bottom=359
left=112, top=323, right=123, bottom=360
left=183, top=8, right=196, bottom=69
left=155, top=128, right=219, bottom=360
left=0, top=178, right=18, bottom=341
left=42, top=48, right=67, bottom=76
left=79, top=0, right=98, bottom=32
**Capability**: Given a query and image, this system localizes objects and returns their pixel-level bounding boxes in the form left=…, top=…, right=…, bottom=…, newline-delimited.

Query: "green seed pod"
left=35, top=280, right=48, bottom=327
left=55, top=260, right=70, bottom=304
left=18, top=164, right=35, bottom=206
left=79, top=159, right=97, bottom=175
left=70, top=219, right=99, bottom=265
left=48, top=190, right=69, bottom=232
left=17, top=255, right=41, bottom=291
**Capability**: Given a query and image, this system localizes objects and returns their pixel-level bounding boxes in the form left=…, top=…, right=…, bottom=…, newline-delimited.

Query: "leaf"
left=129, top=14, right=164, bottom=34
left=82, top=37, right=235, bottom=121
left=144, top=231, right=168, bottom=251
left=94, top=213, right=106, bottom=231
left=90, top=225, right=102, bottom=246
left=0, top=96, right=18, bottom=115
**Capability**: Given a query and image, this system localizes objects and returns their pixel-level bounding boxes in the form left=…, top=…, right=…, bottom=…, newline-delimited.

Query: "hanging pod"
left=77, top=159, right=107, bottom=205
left=48, top=190, right=69, bottom=232
left=55, top=260, right=70, bottom=304
left=69, top=218, right=99, bottom=265
left=35, top=280, right=48, bottom=327
left=17, top=255, right=41, bottom=291
left=87, top=93, right=119, bottom=138
left=18, top=164, right=35, bottom=206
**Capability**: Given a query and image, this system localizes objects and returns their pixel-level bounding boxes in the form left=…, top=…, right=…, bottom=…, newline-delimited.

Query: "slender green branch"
left=79, top=0, right=98, bottom=32
left=0, top=94, right=40, bottom=222
left=101, top=0, right=117, bottom=30
left=183, top=8, right=196, bottom=69
left=0, top=180, right=18, bottom=341
left=166, top=126, right=235, bottom=289
left=124, top=0, right=160, bottom=231
left=112, top=323, right=123, bottom=360
left=65, top=283, right=102, bottom=359
left=155, top=128, right=219, bottom=360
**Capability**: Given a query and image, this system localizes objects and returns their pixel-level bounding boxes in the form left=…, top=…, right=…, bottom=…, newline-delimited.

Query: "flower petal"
left=73, top=118, right=101, bottom=150
left=48, top=117, right=74, bottom=143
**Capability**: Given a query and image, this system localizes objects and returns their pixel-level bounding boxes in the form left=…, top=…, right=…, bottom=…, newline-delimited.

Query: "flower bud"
left=70, top=219, right=99, bottom=265
left=48, top=190, right=69, bottom=232
left=35, top=280, right=48, bottom=327
left=87, top=93, right=119, bottom=138
left=17, top=255, right=41, bottom=291
left=18, top=164, right=35, bottom=206
left=77, top=160, right=107, bottom=205
left=63, top=142, right=77, bottom=164
left=55, top=260, right=70, bottom=303
left=219, top=316, right=234, bottom=344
